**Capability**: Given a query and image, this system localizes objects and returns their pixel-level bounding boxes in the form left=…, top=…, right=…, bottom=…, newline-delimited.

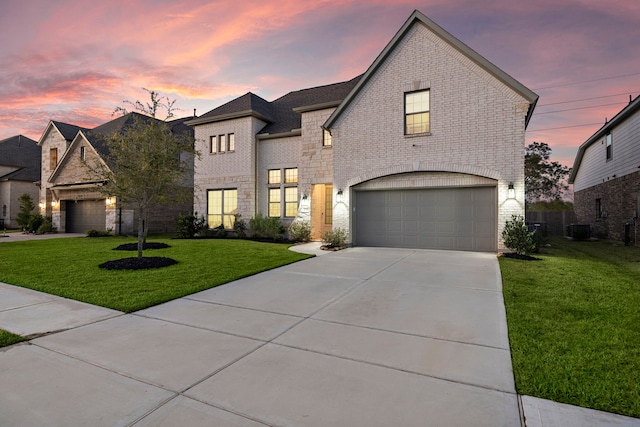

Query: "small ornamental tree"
left=85, top=89, right=198, bottom=259
left=16, top=194, right=35, bottom=230
left=502, top=215, right=535, bottom=255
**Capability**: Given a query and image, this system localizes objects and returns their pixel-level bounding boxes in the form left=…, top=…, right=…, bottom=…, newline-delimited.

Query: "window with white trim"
left=405, top=89, right=430, bottom=135
left=606, top=132, right=612, bottom=161
left=267, top=167, right=298, bottom=218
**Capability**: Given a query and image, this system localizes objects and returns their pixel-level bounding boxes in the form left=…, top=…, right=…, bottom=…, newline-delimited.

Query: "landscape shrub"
left=502, top=215, right=535, bottom=255
left=288, top=221, right=311, bottom=242
left=36, top=217, right=55, bottom=234
left=87, top=229, right=113, bottom=238
left=25, top=213, right=45, bottom=233
left=233, top=214, right=247, bottom=238
left=249, top=214, right=284, bottom=241
left=176, top=212, right=207, bottom=238
left=321, top=228, right=348, bottom=248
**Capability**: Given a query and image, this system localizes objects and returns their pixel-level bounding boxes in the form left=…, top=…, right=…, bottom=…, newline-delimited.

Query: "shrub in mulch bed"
left=113, top=242, right=170, bottom=251
left=99, top=257, right=178, bottom=270
left=502, top=252, right=542, bottom=261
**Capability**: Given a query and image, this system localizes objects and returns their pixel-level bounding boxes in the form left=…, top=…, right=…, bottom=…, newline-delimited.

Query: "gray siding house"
left=569, top=95, right=640, bottom=244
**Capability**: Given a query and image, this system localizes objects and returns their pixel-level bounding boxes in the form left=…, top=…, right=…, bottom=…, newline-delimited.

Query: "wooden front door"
left=311, top=184, right=333, bottom=240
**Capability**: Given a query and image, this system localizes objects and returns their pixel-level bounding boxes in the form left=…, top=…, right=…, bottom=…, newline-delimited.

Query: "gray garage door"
left=65, top=200, right=106, bottom=233
left=355, top=187, right=496, bottom=252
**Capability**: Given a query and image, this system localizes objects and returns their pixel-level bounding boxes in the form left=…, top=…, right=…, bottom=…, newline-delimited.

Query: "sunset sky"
left=2, top=0, right=640, bottom=167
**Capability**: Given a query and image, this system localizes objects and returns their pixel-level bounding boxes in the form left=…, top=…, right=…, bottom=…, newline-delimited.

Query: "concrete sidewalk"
left=0, top=244, right=638, bottom=426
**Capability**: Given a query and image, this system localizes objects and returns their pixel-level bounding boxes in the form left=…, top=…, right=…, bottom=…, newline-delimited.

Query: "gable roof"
left=52, top=121, right=88, bottom=141
left=186, top=76, right=362, bottom=134
left=0, top=135, right=41, bottom=182
left=568, top=95, right=640, bottom=184
left=187, top=92, right=273, bottom=126
left=38, top=120, right=88, bottom=146
left=324, top=10, right=538, bottom=129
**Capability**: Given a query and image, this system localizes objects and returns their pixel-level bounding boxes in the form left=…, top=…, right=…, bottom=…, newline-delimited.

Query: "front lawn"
left=500, top=238, right=640, bottom=418
left=0, top=237, right=311, bottom=312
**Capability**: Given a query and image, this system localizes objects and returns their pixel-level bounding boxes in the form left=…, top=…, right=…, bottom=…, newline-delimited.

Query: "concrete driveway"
left=0, top=247, right=519, bottom=426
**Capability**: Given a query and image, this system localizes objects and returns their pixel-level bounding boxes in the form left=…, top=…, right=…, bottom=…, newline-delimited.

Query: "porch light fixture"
left=337, top=189, right=343, bottom=196
left=106, top=197, right=115, bottom=206
left=39, top=201, right=46, bottom=209
left=51, top=200, right=58, bottom=208
left=336, top=188, right=344, bottom=202
left=507, top=182, right=515, bottom=199
left=302, top=193, right=308, bottom=200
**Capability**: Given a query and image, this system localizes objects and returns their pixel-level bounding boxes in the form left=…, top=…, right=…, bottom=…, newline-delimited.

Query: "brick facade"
left=574, top=171, right=640, bottom=244
left=331, top=23, right=531, bottom=251
left=190, top=11, right=536, bottom=251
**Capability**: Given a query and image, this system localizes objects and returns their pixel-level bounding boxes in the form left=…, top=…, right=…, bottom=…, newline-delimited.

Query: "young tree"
left=525, top=142, right=571, bottom=203
left=16, top=193, right=35, bottom=231
left=86, top=90, right=197, bottom=259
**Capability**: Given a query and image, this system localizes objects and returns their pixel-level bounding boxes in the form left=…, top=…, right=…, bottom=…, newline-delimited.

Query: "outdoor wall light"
left=39, top=201, right=46, bottom=209
left=106, top=197, right=115, bottom=206
left=337, top=189, right=343, bottom=196
left=507, top=182, right=515, bottom=199
left=302, top=193, right=308, bottom=200
left=336, top=188, right=344, bottom=202
left=51, top=200, right=58, bottom=208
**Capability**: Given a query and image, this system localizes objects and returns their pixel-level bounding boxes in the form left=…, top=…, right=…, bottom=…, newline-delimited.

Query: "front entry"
left=310, top=184, right=333, bottom=240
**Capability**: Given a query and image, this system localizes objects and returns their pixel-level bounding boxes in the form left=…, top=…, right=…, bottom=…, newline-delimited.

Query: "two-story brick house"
left=569, top=95, right=640, bottom=244
left=189, top=10, right=538, bottom=251
left=38, top=113, right=194, bottom=234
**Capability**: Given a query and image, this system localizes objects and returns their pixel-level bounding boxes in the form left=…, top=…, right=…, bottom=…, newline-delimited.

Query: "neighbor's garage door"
left=355, top=187, right=496, bottom=252
left=65, top=200, right=106, bottom=233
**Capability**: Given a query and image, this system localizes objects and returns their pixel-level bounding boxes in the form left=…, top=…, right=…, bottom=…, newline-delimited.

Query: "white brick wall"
left=331, top=23, right=529, bottom=250
left=193, top=116, right=265, bottom=221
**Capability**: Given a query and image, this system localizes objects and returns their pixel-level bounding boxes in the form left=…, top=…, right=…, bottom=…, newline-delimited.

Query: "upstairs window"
left=210, top=136, right=217, bottom=153
left=405, top=89, right=430, bottom=135
left=218, top=134, right=226, bottom=153
left=228, top=133, right=235, bottom=151
left=606, top=132, right=612, bottom=160
left=80, top=146, right=86, bottom=161
left=323, top=129, right=332, bottom=146
left=50, top=148, right=58, bottom=169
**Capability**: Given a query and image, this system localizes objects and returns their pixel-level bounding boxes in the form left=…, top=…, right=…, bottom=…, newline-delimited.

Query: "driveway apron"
left=0, top=247, right=519, bottom=426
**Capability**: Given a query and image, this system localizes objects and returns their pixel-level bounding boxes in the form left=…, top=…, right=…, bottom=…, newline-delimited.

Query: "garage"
left=354, top=187, right=496, bottom=252
left=65, top=200, right=106, bottom=233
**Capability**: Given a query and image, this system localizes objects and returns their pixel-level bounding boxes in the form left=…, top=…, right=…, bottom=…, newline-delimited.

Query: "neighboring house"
left=189, top=10, right=538, bottom=252
left=0, top=135, right=41, bottom=228
left=569, top=95, right=640, bottom=244
left=38, top=113, right=194, bottom=234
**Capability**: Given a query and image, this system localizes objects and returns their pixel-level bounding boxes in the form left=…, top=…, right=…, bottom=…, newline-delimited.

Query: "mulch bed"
left=113, top=242, right=171, bottom=251
left=99, top=257, right=178, bottom=270
left=502, top=252, right=542, bottom=261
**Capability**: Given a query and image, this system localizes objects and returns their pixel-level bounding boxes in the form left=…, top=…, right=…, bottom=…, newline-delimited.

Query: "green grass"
left=0, top=237, right=312, bottom=312
left=0, top=329, right=26, bottom=348
left=500, top=238, right=640, bottom=418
